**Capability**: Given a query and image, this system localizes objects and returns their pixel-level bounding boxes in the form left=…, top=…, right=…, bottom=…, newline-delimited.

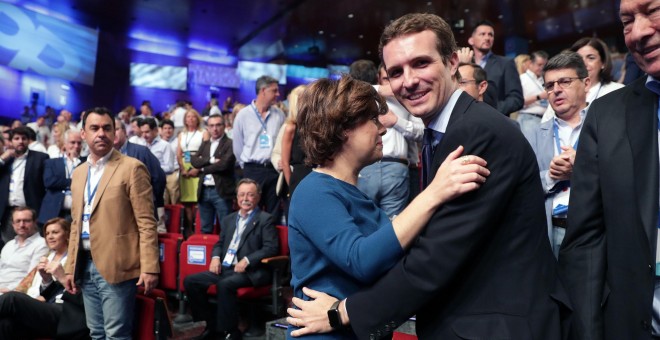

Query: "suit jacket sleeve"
left=498, top=58, right=524, bottom=115
left=346, top=111, right=535, bottom=338
left=129, top=162, right=160, bottom=274
left=191, top=141, right=210, bottom=169
left=43, top=159, right=71, bottom=190
left=203, top=138, right=236, bottom=175
left=558, top=99, right=607, bottom=340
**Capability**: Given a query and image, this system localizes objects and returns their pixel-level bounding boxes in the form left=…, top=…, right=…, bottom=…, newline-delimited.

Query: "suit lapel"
left=71, top=162, right=88, bottom=223
left=237, top=211, right=259, bottom=252
left=626, top=79, right=659, bottom=253
left=91, top=150, right=121, bottom=213
left=430, top=92, right=474, bottom=175
left=538, top=120, right=554, bottom=171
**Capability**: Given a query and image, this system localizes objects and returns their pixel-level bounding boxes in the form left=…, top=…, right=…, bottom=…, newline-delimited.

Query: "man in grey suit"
left=559, top=0, right=660, bottom=338
left=184, top=178, right=278, bottom=340
left=526, top=51, right=590, bottom=258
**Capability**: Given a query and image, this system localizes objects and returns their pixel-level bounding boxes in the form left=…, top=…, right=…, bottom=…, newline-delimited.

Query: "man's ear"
left=467, top=37, right=474, bottom=47
left=478, top=81, right=488, bottom=96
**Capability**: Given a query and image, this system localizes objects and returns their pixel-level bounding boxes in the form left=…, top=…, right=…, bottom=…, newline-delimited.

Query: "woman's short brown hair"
left=297, top=75, right=387, bottom=166
left=44, top=217, right=71, bottom=243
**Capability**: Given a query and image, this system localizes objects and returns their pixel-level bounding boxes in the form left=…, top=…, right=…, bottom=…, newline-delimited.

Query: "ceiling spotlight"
left=348, top=13, right=354, bottom=18
left=358, top=34, right=364, bottom=39
left=318, top=30, right=324, bottom=35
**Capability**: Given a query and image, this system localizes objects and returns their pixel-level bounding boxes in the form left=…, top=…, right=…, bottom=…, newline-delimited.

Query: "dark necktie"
left=421, top=128, right=443, bottom=189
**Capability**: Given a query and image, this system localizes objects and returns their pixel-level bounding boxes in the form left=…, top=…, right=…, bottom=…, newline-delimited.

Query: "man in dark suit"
left=38, top=129, right=85, bottom=224
left=114, top=118, right=166, bottom=222
left=191, top=114, right=235, bottom=234
left=466, top=20, right=523, bottom=116
left=558, top=0, right=660, bottom=338
left=184, top=178, right=278, bottom=340
left=0, top=126, right=48, bottom=244
left=288, top=13, right=567, bottom=340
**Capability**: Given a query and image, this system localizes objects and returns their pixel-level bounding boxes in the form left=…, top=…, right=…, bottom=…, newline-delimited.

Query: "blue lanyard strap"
left=86, top=166, right=101, bottom=206
left=552, top=120, right=579, bottom=155
left=231, top=209, right=257, bottom=246
left=251, top=103, right=269, bottom=132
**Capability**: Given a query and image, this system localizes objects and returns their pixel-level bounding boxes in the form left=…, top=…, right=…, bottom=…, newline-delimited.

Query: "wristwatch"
left=327, top=300, right=343, bottom=329
left=536, top=94, right=541, bottom=100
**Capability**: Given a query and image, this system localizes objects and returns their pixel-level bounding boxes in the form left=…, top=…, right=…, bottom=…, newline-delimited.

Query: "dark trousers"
left=242, top=165, right=280, bottom=216
left=0, top=291, right=62, bottom=339
left=183, top=268, right=253, bottom=333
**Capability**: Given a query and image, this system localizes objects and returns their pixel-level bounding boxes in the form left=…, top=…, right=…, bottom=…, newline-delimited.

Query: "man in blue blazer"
left=467, top=20, right=523, bottom=116
left=0, top=126, right=48, bottom=245
left=526, top=52, right=590, bottom=258
left=184, top=178, right=278, bottom=340
left=114, top=119, right=165, bottom=220
left=39, top=129, right=85, bottom=224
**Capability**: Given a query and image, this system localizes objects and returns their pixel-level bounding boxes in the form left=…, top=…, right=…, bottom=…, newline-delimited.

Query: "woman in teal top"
left=287, top=76, right=490, bottom=339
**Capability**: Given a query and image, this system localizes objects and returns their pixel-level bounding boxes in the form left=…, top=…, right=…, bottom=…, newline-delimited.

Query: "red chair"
left=158, top=233, right=183, bottom=291
left=164, top=204, right=185, bottom=235
left=393, top=332, right=417, bottom=340
left=193, top=206, right=220, bottom=235
left=134, top=287, right=172, bottom=340
left=178, top=234, right=220, bottom=292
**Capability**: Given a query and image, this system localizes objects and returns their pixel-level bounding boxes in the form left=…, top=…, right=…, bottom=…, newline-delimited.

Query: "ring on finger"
left=461, top=156, right=470, bottom=165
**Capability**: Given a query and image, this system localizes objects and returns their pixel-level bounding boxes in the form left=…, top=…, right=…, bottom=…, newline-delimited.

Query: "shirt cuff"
left=243, top=257, right=250, bottom=265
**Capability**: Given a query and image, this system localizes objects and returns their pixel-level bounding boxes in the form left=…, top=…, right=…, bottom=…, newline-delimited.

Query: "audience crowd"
left=0, top=1, right=655, bottom=338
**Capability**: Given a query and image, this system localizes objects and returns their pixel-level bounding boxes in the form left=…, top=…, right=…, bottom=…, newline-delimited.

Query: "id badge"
left=81, top=231, right=90, bottom=240
left=539, top=99, right=549, bottom=108
left=552, top=188, right=570, bottom=216
left=184, top=151, right=191, bottom=163
left=204, top=174, right=213, bottom=182
left=222, top=249, right=236, bottom=267
left=258, top=133, right=271, bottom=149
left=64, top=189, right=72, bottom=196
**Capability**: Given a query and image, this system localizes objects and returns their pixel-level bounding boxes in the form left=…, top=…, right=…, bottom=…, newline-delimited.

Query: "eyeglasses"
left=459, top=79, right=478, bottom=86
left=543, top=77, right=583, bottom=92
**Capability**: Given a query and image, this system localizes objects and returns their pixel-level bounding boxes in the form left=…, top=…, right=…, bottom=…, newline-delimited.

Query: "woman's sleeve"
left=292, top=188, right=404, bottom=283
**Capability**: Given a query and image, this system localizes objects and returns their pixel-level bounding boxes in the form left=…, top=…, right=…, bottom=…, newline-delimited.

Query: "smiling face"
left=45, top=222, right=68, bottom=252
left=620, top=0, right=660, bottom=77
left=576, top=44, right=604, bottom=84
left=383, top=30, right=459, bottom=124
left=343, top=116, right=386, bottom=168
left=236, top=182, right=260, bottom=214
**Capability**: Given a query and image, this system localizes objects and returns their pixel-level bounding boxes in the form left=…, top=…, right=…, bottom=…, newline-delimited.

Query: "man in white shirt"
left=159, top=119, right=180, bottom=205
left=518, top=51, right=549, bottom=139
left=0, top=127, right=48, bottom=244
left=0, top=207, right=48, bottom=291
left=525, top=51, right=590, bottom=257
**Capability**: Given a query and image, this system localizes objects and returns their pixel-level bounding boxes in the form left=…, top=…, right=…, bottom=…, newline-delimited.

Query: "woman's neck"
left=316, top=157, right=360, bottom=186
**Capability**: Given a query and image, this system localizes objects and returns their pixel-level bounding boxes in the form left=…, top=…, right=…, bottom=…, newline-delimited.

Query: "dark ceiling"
left=20, top=0, right=626, bottom=67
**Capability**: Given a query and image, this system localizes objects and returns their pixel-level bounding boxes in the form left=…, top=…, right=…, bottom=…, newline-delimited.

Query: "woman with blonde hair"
left=280, top=85, right=309, bottom=196
left=515, top=54, right=531, bottom=75
left=177, top=109, right=208, bottom=233
left=47, top=122, right=70, bottom=158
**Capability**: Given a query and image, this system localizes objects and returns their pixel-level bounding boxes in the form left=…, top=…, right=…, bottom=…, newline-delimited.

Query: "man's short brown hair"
left=379, top=13, right=457, bottom=66
left=297, top=75, right=387, bottom=166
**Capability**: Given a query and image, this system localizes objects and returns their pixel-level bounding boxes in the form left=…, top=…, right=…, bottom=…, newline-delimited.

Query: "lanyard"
left=230, top=210, right=257, bottom=249
left=86, top=165, right=101, bottom=207
left=183, top=131, right=197, bottom=150
left=11, top=158, right=25, bottom=173
left=251, top=103, right=269, bottom=133
left=552, top=120, right=579, bottom=155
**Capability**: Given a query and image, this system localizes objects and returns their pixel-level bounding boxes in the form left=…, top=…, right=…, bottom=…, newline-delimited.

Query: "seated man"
left=0, top=207, right=48, bottom=291
left=184, top=178, right=278, bottom=340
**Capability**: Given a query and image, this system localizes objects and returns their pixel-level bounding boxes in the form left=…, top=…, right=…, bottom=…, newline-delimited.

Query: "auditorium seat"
left=134, top=287, right=172, bottom=340
left=164, top=204, right=185, bottom=235
left=158, top=232, right=183, bottom=291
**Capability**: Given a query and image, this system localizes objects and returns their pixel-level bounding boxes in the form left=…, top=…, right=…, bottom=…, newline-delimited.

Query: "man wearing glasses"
left=457, top=62, right=488, bottom=102
left=525, top=51, right=590, bottom=257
